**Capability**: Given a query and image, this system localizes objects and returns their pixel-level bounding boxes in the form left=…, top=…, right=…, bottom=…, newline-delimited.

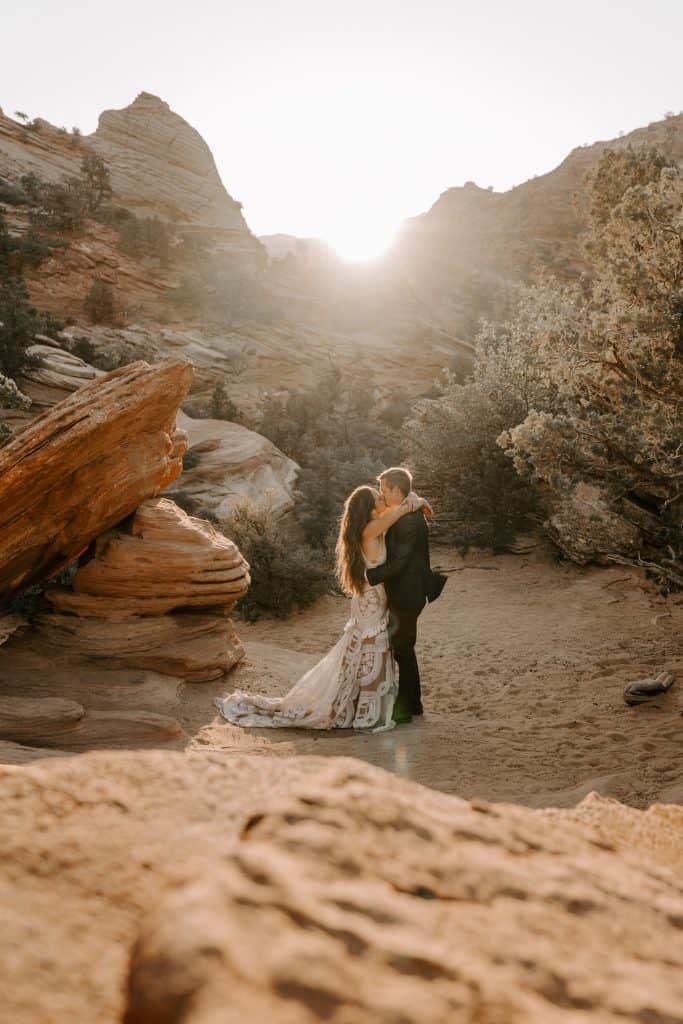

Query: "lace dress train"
left=215, top=546, right=397, bottom=732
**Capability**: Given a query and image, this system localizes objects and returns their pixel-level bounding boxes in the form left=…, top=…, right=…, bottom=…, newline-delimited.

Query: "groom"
left=366, top=467, right=433, bottom=724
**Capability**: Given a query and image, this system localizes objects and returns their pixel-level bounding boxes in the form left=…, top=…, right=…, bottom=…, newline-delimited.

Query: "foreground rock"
left=0, top=358, right=192, bottom=601
left=42, top=497, right=249, bottom=680
left=0, top=751, right=681, bottom=1024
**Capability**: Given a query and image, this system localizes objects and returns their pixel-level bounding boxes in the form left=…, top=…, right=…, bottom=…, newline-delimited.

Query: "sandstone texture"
left=0, top=493, right=247, bottom=752
left=167, top=410, right=299, bottom=518
left=17, top=338, right=101, bottom=408
left=41, top=497, right=250, bottom=682
left=0, top=95, right=263, bottom=259
left=0, top=358, right=192, bottom=601
left=0, top=751, right=682, bottom=1024
left=91, top=92, right=261, bottom=252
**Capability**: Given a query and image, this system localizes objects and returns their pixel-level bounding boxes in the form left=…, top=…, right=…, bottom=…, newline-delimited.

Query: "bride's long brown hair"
left=335, top=485, right=378, bottom=596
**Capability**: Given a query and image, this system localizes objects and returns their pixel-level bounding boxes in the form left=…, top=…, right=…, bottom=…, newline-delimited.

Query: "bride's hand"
left=405, top=491, right=433, bottom=518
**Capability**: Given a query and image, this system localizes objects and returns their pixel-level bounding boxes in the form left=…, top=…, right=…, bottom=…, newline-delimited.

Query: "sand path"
left=182, top=542, right=683, bottom=808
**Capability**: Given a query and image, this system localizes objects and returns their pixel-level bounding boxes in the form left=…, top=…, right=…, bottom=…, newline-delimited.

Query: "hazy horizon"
left=3, top=0, right=683, bottom=259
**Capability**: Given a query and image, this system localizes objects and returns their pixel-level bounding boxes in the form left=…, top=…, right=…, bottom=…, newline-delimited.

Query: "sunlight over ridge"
left=324, top=221, right=397, bottom=263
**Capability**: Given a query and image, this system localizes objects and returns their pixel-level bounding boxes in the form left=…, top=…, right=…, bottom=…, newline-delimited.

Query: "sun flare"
left=325, top=225, right=397, bottom=263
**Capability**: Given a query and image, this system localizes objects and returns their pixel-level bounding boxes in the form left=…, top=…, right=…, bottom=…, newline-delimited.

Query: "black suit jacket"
left=366, top=510, right=432, bottom=610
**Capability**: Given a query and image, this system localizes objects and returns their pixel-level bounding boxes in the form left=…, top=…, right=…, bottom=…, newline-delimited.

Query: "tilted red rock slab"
left=0, top=359, right=192, bottom=601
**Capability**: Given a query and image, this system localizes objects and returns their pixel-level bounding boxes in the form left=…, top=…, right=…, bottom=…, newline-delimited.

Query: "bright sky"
left=2, top=0, right=682, bottom=259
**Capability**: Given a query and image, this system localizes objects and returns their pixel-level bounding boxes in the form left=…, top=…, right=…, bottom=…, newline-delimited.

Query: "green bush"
left=210, top=380, right=241, bottom=421
left=404, top=293, right=558, bottom=551
left=219, top=500, right=330, bottom=621
left=84, top=278, right=116, bottom=323
left=0, top=276, right=41, bottom=379
left=116, top=214, right=172, bottom=265
left=0, top=177, right=28, bottom=206
left=22, top=154, right=112, bottom=235
left=0, top=210, right=59, bottom=380
left=258, top=368, right=403, bottom=550
left=500, top=147, right=683, bottom=590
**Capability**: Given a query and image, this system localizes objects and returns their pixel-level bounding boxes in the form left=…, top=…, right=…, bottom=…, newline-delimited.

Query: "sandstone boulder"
left=18, top=339, right=101, bottom=409
left=42, top=497, right=249, bottom=681
left=166, top=411, right=298, bottom=518
left=0, top=359, right=192, bottom=602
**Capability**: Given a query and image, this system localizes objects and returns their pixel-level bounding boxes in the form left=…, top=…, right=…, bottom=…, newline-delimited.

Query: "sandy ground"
left=179, top=541, right=683, bottom=809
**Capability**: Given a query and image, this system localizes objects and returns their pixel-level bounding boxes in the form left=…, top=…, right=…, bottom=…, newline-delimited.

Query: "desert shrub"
left=182, top=449, right=201, bottom=471
left=404, top=289, right=559, bottom=551
left=0, top=276, right=42, bottom=379
left=22, top=154, right=112, bottom=235
left=17, top=230, right=51, bottom=269
left=0, top=177, right=28, bottom=206
left=116, top=214, right=172, bottom=265
left=259, top=367, right=403, bottom=550
left=67, top=335, right=96, bottom=363
left=79, top=153, right=112, bottom=212
left=220, top=500, right=330, bottom=621
left=499, top=147, right=683, bottom=589
left=28, top=175, right=88, bottom=233
left=210, top=380, right=241, bottom=421
left=0, top=211, right=60, bottom=379
left=84, top=278, right=116, bottom=323
left=0, top=372, right=31, bottom=411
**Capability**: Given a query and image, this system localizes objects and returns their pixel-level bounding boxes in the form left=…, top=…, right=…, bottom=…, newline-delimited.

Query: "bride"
left=214, top=485, right=430, bottom=731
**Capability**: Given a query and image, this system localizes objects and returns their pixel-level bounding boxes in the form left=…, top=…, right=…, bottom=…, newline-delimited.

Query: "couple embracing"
left=216, top=467, right=445, bottom=731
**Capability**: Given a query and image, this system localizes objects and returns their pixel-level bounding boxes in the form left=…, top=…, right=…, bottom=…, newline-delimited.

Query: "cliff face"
left=90, top=92, right=260, bottom=257
left=391, top=115, right=683, bottom=305
left=0, top=93, right=263, bottom=259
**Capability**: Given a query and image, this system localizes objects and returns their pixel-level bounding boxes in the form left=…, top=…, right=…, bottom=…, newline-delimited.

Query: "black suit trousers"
left=388, top=606, right=422, bottom=708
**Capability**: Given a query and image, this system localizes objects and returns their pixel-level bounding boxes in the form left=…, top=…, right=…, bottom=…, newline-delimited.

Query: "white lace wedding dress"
left=215, top=538, right=398, bottom=731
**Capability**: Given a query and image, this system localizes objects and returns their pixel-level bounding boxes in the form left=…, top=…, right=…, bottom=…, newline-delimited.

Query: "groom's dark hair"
left=378, top=466, right=412, bottom=497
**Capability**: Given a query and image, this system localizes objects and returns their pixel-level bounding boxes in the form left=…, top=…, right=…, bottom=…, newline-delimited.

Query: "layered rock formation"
left=1, top=750, right=682, bottom=1024
left=91, top=92, right=260, bottom=249
left=42, top=497, right=249, bottom=681
left=0, top=358, right=253, bottom=754
left=167, top=411, right=299, bottom=519
left=0, top=358, right=191, bottom=601
left=0, top=338, right=101, bottom=433
left=0, top=95, right=263, bottom=261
